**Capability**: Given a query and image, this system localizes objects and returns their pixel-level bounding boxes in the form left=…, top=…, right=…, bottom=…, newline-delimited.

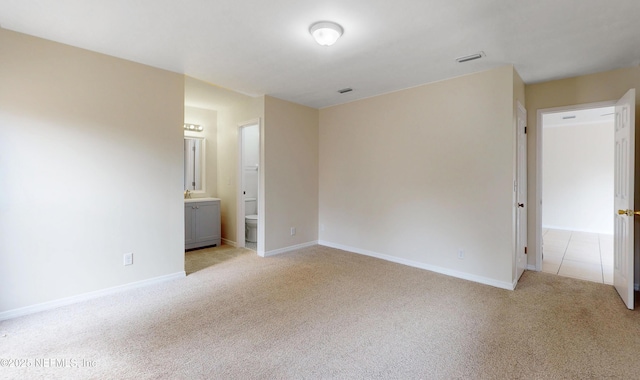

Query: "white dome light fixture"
left=309, top=21, right=343, bottom=46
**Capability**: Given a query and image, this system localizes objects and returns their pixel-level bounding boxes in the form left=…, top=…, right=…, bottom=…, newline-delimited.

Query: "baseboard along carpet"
left=2, top=244, right=640, bottom=379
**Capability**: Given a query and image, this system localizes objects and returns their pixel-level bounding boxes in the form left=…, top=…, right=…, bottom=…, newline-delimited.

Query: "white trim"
left=515, top=100, right=528, bottom=284
left=535, top=108, right=543, bottom=272
left=318, top=240, right=515, bottom=290
left=222, top=238, right=237, bottom=247
left=542, top=224, right=612, bottom=235
left=263, top=241, right=318, bottom=257
left=0, top=271, right=186, bottom=321
left=544, top=119, right=615, bottom=129
left=535, top=100, right=617, bottom=273
left=237, top=119, right=262, bottom=251
left=257, top=119, right=265, bottom=255
left=527, top=264, right=537, bottom=271
left=537, top=101, right=618, bottom=116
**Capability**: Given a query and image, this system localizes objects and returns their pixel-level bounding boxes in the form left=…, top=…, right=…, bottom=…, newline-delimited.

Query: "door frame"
left=515, top=101, right=528, bottom=281
left=534, top=100, right=617, bottom=271
left=236, top=118, right=264, bottom=255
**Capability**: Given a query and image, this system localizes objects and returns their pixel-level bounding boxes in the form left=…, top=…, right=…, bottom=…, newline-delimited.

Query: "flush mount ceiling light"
left=309, top=21, right=343, bottom=46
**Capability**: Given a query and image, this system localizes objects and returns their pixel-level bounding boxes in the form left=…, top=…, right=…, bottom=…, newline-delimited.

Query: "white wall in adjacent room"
left=542, top=121, right=614, bottom=234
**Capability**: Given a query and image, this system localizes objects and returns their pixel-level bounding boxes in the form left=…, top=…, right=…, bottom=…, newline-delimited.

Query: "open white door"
left=614, top=89, right=635, bottom=310
left=516, top=102, right=527, bottom=280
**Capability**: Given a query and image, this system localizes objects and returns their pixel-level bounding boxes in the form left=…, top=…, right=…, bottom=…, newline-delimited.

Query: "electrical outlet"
left=320, top=224, right=325, bottom=232
left=124, top=253, right=133, bottom=266
left=457, top=249, right=465, bottom=260
left=290, top=227, right=296, bottom=236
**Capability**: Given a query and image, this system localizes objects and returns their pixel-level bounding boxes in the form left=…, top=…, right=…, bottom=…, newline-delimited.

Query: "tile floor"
left=542, top=228, right=613, bottom=284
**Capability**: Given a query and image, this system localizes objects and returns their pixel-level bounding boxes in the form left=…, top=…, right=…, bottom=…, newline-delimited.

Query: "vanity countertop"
left=184, top=197, right=221, bottom=203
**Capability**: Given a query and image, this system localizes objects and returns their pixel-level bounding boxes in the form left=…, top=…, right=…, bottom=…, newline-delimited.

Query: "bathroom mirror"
left=184, top=137, right=206, bottom=192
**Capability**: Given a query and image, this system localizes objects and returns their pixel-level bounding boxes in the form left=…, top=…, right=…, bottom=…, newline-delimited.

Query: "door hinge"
left=524, top=247, right=528, bottom=254
left=524, top=126, right=527, bottom=134
left=192, top=181, right=196, bottom=186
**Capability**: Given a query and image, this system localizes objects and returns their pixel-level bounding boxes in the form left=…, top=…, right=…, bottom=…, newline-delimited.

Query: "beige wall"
left=184, top=106, right=218, bottom=198
left=0, top=30, right=185, bottom=314
left=319, top=66, right=516, bottom=287
left=219, top=100, right=264, bottom=246
left=264, top=96, right=319, bottom=253
left=184, top=78, right=264, bottom=245
left=525, top=66, right=640, bottom=269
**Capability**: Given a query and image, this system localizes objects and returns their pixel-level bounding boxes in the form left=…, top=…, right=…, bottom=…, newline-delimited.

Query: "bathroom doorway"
left=237, top=120, right=262, bottom=253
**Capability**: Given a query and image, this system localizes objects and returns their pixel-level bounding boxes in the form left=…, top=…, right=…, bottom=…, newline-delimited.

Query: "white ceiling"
left=1, top=0, right=639, bottom=109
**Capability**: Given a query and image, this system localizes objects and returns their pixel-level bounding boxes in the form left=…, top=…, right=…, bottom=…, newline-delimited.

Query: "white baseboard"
left=0, top=271, right=186, bottom=321
left=318, top=240, right=515, bottom=290
left=263, top=241, right=318, bottom=257
left=222, top=238, right=237, bottom=247
left=527, top=264, right=537, bottom=271
left=542, top=225, right=612, bottom=235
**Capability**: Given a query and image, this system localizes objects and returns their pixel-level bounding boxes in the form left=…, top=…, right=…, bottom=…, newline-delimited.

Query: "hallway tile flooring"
left=542, top=229, right=613, bottom=284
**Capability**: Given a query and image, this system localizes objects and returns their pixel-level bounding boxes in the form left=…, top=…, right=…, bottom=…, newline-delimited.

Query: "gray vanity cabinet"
left=185, top=199, right=221, bottom=250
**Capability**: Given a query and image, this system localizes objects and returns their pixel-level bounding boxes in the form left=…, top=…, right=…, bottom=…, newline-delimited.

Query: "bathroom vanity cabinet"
left=185, top=198, right=221, bottom=250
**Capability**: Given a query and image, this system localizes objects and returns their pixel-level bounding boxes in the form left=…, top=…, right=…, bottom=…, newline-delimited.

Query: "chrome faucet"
left=184, top=189, right=191, bottom=199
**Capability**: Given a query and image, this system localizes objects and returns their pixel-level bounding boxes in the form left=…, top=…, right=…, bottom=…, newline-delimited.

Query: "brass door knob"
left=618, top=209, right=640, bottom=216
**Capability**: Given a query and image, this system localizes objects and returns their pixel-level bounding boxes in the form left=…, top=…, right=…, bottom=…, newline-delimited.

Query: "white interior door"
left=614, top=89, right=635, bottom=310
left=516, top=102, right=528, bottom=280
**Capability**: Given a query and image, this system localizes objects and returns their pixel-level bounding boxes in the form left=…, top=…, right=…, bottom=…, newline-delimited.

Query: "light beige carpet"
left=2, top=245, right=640, bottom=379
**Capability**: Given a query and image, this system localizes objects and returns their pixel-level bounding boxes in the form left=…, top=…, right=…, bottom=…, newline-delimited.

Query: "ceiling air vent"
left=338, top=88, right=353, bottom=94
left=455, top=51, right=485, bottom=63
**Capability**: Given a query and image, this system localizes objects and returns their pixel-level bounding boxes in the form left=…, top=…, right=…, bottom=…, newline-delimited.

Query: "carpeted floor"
left=185, top=244, right=251, bottom=275
left=2, top=245, right=640, bottom=379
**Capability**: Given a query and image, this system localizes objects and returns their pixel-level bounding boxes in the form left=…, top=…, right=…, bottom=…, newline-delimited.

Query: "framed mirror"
left=184, top=137, right=206, bottom=192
